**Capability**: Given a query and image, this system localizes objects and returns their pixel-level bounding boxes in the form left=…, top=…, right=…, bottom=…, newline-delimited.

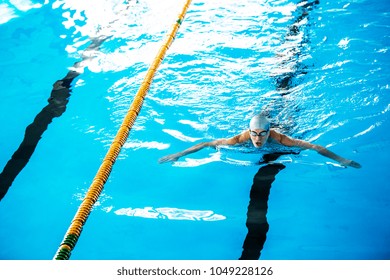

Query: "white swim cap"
left=249, top=115, right=270, bottom=130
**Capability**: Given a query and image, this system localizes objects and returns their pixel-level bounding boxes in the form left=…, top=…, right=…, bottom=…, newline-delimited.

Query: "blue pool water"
left=0, top=0, right=389, bottom=260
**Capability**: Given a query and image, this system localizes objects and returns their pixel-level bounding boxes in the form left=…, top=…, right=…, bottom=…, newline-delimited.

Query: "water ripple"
left=47, top=0, right=390, bottom=159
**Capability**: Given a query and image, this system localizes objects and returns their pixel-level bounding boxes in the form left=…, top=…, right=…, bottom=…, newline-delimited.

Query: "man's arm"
left=270, top=130, right=361, bottom=168
left=158, top=131, right=249, bottom=164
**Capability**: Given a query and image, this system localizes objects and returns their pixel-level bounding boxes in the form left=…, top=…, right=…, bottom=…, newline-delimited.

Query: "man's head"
left=249, top=114, right=270, bottom=148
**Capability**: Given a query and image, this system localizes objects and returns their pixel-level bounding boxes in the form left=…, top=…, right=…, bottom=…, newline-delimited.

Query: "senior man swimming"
left=158, top=114, right=361, bottom=168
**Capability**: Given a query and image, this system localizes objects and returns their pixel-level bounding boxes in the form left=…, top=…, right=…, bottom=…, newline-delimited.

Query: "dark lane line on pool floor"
left=239, top=0, right=320, bottom=259
left=240, top=153, right=288, bottom=260
left=0, top=36, right=108, bottom=201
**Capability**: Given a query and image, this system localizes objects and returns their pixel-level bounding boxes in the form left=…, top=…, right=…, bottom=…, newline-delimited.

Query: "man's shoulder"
left=269, top=129, right=280, bottom=137
left=237, top=130, right=250, bottom=142
left=226, top=130, right=249, bottom=145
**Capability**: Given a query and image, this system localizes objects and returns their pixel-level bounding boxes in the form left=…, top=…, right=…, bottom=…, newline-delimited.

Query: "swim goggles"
left=249, top=130, right=269, bottom=137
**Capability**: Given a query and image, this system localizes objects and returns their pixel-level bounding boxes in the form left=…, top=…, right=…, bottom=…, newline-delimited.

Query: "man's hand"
left=158, top=153, right=181, bottom=164
left=340, top=159, right=362, bottom=169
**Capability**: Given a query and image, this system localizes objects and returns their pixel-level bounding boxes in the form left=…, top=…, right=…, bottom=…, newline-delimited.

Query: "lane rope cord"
left=54, top=0, right=193, bottom=260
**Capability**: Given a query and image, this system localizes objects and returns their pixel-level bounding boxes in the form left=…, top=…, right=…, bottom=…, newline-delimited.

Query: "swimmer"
left=158, top=114, right=361, bottom=168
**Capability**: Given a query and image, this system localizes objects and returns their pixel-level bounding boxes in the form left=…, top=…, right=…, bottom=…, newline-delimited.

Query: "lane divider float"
left=54, top=0, right=193, bottom=260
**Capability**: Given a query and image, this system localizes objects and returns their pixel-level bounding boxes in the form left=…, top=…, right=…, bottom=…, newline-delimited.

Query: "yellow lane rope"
left=54, top=0, right=193, bottom=260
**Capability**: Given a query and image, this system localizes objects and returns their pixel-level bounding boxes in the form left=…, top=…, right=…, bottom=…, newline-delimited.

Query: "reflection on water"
left=114, top=206, right=226, bottom=221
left=0, top=0, right=45, bottom=24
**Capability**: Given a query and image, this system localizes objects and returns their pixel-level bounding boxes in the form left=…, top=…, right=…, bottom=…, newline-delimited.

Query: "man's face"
left=249, top=129, right=269, bottom=148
